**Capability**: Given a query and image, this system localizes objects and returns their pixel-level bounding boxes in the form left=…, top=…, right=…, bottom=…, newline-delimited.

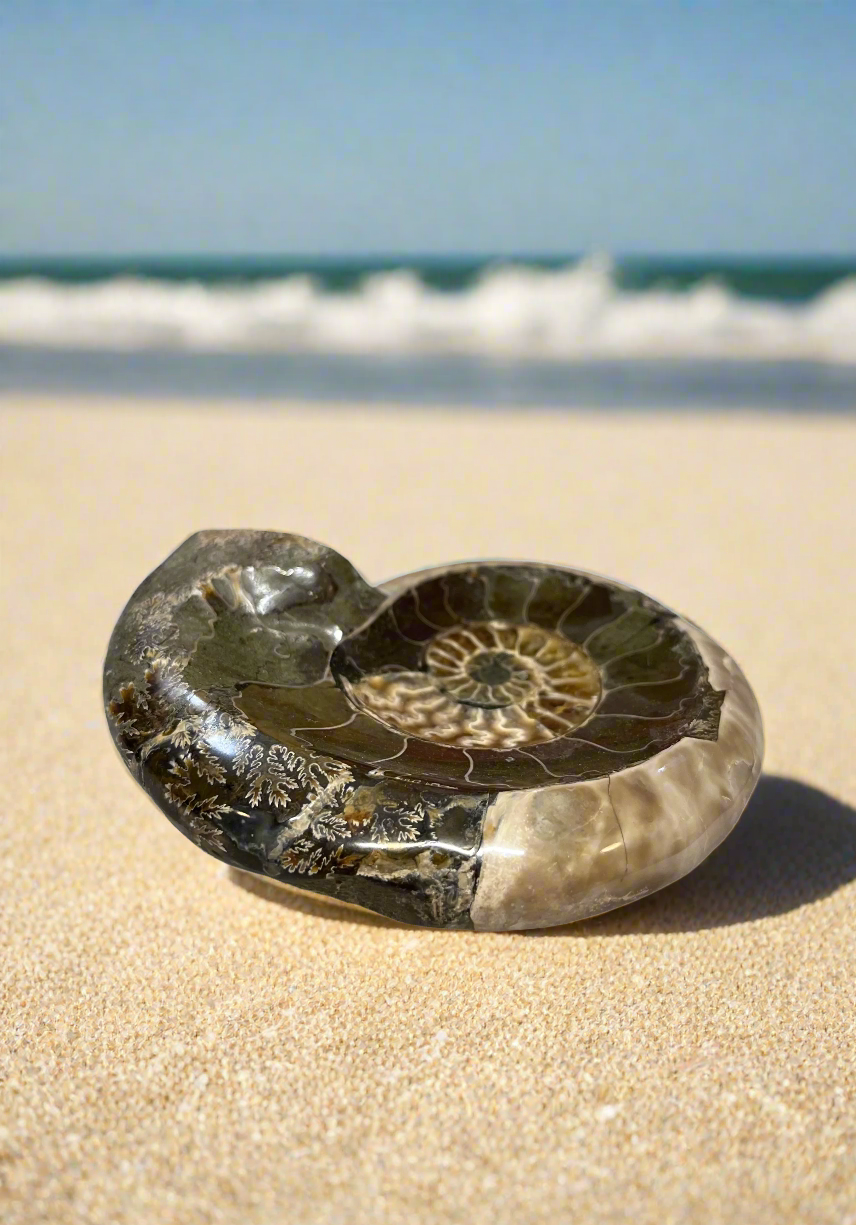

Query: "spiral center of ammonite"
left=467, top=651, right=518, bottom=689
left=344, top=620, right=602, bottom=750
left=426, top=630, right=542, bottom=708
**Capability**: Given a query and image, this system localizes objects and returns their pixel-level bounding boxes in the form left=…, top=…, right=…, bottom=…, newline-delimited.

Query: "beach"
left=2, top=394, right=855, bottom=1225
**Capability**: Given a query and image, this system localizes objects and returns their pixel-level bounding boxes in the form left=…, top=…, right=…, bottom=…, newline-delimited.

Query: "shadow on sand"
left=229, top=774, right=856, bottom=935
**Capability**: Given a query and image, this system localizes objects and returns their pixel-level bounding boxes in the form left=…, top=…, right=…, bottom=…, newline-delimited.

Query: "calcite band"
left=103, top=532, right=763, bottom=930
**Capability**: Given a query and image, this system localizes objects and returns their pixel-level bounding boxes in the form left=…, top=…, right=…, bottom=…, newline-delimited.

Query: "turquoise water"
left=1, top=253, right=853, bottom=300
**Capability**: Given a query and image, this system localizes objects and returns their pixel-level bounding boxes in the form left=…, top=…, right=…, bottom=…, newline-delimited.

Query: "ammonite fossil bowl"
left=104, top=532, right=764, bottom=930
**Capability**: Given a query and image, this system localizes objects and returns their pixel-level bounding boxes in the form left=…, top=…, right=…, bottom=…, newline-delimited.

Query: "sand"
left=2, top=395, right=855, bottom=1225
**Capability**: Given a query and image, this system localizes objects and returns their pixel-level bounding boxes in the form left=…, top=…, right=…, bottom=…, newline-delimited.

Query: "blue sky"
left=3, top=1, right=855, bottom=255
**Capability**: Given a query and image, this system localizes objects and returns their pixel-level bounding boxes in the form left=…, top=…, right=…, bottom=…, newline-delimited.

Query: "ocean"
left=1, top=254, right=854, bottom=409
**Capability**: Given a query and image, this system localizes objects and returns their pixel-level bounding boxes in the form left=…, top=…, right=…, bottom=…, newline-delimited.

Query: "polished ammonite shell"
left=103, top=532, right=763, bottom=930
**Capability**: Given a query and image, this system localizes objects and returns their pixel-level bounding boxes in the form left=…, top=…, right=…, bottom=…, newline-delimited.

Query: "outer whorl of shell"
left=103, top=532, right=764, bottom=931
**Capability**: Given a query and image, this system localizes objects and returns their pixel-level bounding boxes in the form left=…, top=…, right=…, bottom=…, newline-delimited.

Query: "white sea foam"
left=1, top=258, right=854, bottom=363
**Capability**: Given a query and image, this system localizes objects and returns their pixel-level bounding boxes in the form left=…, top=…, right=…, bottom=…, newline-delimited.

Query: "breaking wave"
left=1, top=258, right=854, bottom=364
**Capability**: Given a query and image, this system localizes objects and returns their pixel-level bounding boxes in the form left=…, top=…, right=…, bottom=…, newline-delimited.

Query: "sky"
left=2, top=1, right=856, bottom=257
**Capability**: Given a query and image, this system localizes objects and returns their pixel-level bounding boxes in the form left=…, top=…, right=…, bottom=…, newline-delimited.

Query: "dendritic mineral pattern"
left=103, top=532, right=764, bottom=930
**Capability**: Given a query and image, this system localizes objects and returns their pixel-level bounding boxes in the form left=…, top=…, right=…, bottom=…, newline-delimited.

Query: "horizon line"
left=2, top=250, right=856, bottom=263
